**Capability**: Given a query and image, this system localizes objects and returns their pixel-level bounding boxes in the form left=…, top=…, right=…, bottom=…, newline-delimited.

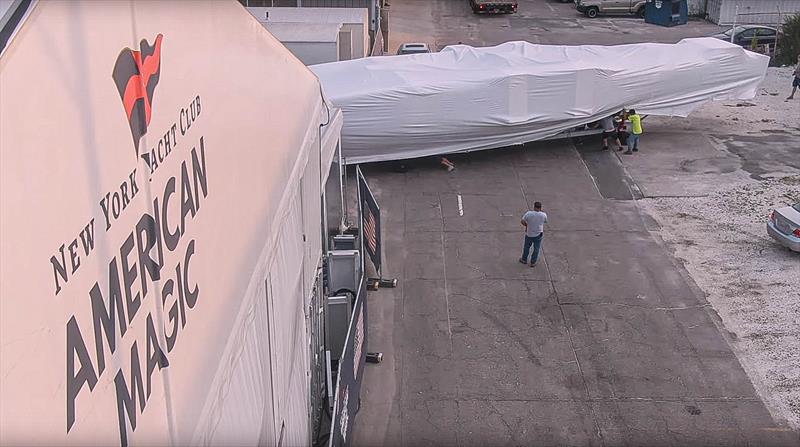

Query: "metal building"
left=239, top=0, right=381, bottom=33
left=248, top=7, right=371, bottom=60
left=704, top=0, right=800, bottom=25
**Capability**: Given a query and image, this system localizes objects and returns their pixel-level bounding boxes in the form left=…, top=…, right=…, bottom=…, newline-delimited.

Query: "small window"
left=740, top=29, right=756, bottom=38
left=757, top=28, right=776, bottom=37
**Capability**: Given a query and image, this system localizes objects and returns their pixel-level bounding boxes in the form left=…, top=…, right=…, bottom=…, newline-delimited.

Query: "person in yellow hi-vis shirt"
left=624, top=109, right=643, bottom=155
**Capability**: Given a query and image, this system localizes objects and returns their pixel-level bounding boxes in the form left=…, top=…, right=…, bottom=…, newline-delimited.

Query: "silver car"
left=767, top=202, right=800, bottom=252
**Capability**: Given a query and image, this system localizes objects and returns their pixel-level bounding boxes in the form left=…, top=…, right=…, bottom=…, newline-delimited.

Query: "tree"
left=776, top=14, right=800, bottom=66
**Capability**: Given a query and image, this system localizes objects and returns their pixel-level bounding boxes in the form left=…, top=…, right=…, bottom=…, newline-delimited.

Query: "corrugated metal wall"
left=239, top=0, right=379, bottom=29
left=706, top=0, right=800, bottom=25
left=303, top=0, right=379, bottom=31
left=687, top=0, right=705, bottom=15
left=301, top=0, right=371, bottom=7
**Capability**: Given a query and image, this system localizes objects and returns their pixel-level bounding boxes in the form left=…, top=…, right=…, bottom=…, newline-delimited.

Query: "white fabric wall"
left=0, top=1, right=339, bottom=445
left=195, top=279, right=276, bottom=445
left=197, top=117, right=325, bottom=446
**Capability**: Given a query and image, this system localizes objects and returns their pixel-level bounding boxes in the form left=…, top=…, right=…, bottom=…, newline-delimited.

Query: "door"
left=338, top=30, right=352, bottom=61
left=756, top=28, right=777, bottom=48
left=737, top=28, right=757, bottom=47
left=605, top=0, right=628, bottom=14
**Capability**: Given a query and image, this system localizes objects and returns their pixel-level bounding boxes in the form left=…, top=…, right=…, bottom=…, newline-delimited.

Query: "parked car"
left=576, top=0, right=646, bottom=18
left=767, top=202, right=800, bottom=252
left=470, top=0, right=518, bottom=14
left=397, top=43, right=431, bottom=55
left=711, top=25, right=779, bottom=51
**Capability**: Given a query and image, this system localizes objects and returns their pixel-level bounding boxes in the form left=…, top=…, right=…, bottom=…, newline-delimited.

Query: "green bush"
left=750, top=35, right=759, bottom=52
left=776, top=14, right=800, bottom=66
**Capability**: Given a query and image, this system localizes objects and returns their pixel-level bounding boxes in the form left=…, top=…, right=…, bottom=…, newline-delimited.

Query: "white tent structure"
left=312, top=39, right=769, bottom=164
left=0, top=1, right=344, bottom=446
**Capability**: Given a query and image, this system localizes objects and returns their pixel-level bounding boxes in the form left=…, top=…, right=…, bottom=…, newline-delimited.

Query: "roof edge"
left=0, top=0, right=35, bottom=57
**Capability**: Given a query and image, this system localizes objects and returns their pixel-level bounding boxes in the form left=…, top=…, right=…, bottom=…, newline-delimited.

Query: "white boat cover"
left=311, top=38, right=769, bottom=164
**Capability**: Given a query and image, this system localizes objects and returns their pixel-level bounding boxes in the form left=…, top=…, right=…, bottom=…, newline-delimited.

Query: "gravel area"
left=640, top=65, right=800, bottom=429
left=641, top=177, right=800, bottom=429
left=639, top=66, right=800, bottom=429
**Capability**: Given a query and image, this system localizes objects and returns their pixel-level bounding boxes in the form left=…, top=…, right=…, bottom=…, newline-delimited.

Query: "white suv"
left=397, top=43, right=431, bottom=55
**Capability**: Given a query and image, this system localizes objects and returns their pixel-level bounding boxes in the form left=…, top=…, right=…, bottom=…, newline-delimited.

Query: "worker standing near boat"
left=624, top=109, right=643, bottom=154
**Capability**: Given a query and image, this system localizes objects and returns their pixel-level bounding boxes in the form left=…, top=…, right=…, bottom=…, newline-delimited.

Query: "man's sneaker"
left=602, top=146, right=609, bottom=151
left=618, top=146, right=626, bottom=151
left=632, top=148, right=639, bottom=152
left=624, top=150, right=633, bottom=155
left=530, top=262, right=536, bottom=268
left=519, top=258, right=527, bottom=264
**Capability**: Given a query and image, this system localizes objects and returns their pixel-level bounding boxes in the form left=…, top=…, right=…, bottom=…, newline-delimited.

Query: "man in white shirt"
left=519, top=202, right=548, bottom=267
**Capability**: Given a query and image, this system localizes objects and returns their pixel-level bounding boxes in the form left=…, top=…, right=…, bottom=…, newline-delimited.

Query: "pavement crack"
left=436, top=193, right=454, bottom=350
left=487, top=400, right=518, bottom=441
left=559, top=301, right=712, bottom=312
left=479, top=309, right=543, bottom=367
left=543, top=251, right=607, bottom=447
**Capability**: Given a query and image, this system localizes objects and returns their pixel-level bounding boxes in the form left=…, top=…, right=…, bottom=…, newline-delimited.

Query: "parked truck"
left=470, top=0, right=518, bottom=14
left=576, top=0, right=646, bottom=18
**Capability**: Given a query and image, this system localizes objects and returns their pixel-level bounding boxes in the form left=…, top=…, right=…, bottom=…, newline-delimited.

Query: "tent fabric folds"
left=312, top=38, right=769, bottom=164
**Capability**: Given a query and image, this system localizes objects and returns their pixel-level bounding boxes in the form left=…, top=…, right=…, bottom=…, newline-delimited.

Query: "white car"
left=767, top=202, right=800, bottom=252
left=397, top=43, right=431, bottom=55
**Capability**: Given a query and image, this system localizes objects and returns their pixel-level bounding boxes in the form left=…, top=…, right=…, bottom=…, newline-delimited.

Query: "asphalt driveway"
left=351, top=140, right=797, bottom=446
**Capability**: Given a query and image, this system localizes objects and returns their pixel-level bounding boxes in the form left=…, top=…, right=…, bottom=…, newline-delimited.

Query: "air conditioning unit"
left=331, top=234, right=357, bottom=251
left=326, top=249, right=360, bottom=295
left=323, top=249, right=361, bottom=367
left=325, top=294, right=352, bottom=364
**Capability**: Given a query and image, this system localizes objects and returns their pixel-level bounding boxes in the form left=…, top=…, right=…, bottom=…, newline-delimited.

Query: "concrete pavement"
left=351, top=140, right=798, bottom=446
left=387, top=0, right=726, bottom=53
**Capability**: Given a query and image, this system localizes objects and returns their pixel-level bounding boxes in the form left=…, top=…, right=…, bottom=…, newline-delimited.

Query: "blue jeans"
left=521, top=233, right=543, bottom=264
left=628, top=133, right=640, bottom=150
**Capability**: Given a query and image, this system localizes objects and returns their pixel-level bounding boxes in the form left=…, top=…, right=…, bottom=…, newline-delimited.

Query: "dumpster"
left=645, top=0, right=688, bottom=27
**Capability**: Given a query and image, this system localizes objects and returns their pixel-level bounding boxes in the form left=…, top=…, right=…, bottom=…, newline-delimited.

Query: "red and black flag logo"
left=112, top=34, right=163, bottom=156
